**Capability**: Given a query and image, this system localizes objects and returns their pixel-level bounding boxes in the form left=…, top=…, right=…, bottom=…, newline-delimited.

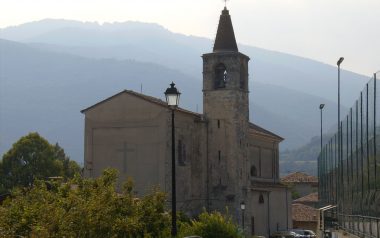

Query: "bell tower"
left=203, top=7, right=250, bottom=213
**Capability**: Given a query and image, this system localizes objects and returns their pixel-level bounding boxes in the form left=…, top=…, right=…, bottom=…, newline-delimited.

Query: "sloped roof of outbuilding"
left=292, top=203, right=318, bottom=222
left=294, top=192, right=318, bottom=203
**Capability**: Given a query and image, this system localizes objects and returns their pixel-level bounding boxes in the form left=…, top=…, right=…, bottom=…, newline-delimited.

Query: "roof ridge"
left=81, top=89, right=201, bottom=117
left=249, top=122, right=283, bottom=140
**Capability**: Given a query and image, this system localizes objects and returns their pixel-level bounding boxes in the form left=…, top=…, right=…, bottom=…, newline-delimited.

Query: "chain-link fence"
left=318, top=72, right=380, bottom=237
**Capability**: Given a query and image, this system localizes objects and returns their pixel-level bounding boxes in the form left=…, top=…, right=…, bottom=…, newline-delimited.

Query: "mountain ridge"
left=0, top=19, right=370, bottom=174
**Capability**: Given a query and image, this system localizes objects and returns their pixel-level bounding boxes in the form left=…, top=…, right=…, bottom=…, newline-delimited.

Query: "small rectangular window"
left=251, top=217, right=255, bottom=235
left=218, top=150, right=221, bottom=163
left=217, top=119, right=220, bottom=128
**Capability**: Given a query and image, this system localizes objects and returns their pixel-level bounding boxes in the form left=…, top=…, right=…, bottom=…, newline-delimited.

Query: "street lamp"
left=240, top=201, right=246, bottom=231
left=164, top=82, right=181, bottom=237
left=319, top=104, right=325, bottom=153
left=337, top=57, right=344, bottom=136
left=336, top=57, right=344, bottom=222
left=319, top=104, right=325, bottom=204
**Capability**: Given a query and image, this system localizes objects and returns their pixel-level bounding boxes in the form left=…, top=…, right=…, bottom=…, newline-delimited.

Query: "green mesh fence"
left=318, top=73, right=380, bottom=237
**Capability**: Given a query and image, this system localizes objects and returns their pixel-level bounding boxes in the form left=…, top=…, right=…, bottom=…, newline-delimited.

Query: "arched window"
left=215, top=63, right=227, bottom=88
left=259, top=194, right=264, bottom=204
left=250, top=166, right=257, bottom=177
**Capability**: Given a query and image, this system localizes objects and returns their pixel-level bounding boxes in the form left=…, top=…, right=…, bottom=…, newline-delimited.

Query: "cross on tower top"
left=224, top=0, right=229, bottom=8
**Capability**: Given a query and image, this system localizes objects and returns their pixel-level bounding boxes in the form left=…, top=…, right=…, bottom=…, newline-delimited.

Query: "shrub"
left=179, top=210, right=243, bottom=238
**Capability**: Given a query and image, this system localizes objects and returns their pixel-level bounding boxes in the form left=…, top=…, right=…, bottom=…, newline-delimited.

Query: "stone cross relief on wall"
left=116, top=142, right=135, bottom=173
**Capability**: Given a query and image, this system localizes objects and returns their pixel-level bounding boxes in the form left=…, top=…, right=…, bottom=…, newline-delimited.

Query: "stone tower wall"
left=202, top=51, right=250, bottom=214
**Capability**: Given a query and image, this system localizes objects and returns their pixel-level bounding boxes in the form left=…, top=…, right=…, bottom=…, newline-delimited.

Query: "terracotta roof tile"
left=281, top=172, right=318, bottom=183
left=294, top=192, right=318, bottom=203
left=292, top=203, right=318, bottom=222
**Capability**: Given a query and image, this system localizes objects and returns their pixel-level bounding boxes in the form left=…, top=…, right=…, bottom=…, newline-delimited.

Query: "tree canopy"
left=0, top=169, right=171, bottom=237
left=0, top=169, right=243, bottom=238
left=0, top=132, right=80, bottom=194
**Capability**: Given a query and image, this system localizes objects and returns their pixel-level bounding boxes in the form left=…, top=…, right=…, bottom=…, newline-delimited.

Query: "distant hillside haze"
left=1, top=19, right=369, bottom=105
left=0, top=38, right=201, bottom=164
left=0, top=19, right=369, bottom=172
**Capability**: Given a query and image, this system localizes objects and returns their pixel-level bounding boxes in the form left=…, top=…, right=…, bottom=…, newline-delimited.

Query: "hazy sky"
left=0, top=0, right=379, bottom=75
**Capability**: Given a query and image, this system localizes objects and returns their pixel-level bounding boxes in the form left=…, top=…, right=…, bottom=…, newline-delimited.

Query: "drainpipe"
left=268, top=192, right=271, bottom=236
left=286, top=187, right=289, bottom=230
left=206, top=119, right=210, bottom=211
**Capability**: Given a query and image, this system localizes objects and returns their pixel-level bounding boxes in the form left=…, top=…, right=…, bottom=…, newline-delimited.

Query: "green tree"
left=0, top=132, right=80, bottom=193
left=0, top=167, right=245, bottom=237
left=0, top=169, right=171, bottom=237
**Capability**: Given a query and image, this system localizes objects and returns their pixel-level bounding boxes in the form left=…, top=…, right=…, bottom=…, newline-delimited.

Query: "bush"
left=179, top=210, right=243, bottom=238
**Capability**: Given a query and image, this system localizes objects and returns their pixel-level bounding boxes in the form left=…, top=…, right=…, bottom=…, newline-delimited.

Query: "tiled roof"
left=251, top=180, right=287, bottom=189
left=292, top=203, right=318, bottom=222
left=294, top=192, right=318, bottom=203
left=281, top=172, right=318, bottom=183
left=249, top=123, right=283, bottom=141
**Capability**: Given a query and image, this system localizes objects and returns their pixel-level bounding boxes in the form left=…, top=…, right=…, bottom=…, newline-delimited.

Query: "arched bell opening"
left=214, top=63, right=228, bottom=89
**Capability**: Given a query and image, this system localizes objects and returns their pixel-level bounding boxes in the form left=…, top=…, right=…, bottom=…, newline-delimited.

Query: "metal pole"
left=337, top=57, right=344, bottom=221
left=366, top=83, right=370, bottom=200
left=321, top=108, right=323, bottom=153
left=338, top=64, right=341, bottom=212
left=356, top=100, right=359, bottom=215
left=361, top=92, right=364, bottom=215
left=350, top=108, right=354, bottom=216
left=242, top=210, right=245, bottom=231
left=338, top=62, right=341, bottom=138
left=375, top=74, right=378, bottom=218
left=341, top=121, right=344, bottom=220
left=374, top=73, right=377, bottom=190
left=171, top=109, right=177, bottom=237
left=319, top=103, right=325, bottom=204
left=335, top=134, right=338, bottom=204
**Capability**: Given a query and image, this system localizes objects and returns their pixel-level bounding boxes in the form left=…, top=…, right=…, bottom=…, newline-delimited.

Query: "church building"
left=82, top=7, right=291, bottom=237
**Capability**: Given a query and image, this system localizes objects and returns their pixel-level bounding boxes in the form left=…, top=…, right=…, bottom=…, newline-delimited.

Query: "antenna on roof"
left=140, top=83, right=143, bottom=93
left=196, top=104, right=198, bottom=113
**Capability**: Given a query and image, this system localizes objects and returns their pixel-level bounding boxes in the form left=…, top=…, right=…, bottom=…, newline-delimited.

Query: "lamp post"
left=337, top=57, right=344, bottom=168
left=240, top=201, right=246, bottom=231
left=319, top=103, right=325, bottom=203
left=337, top=57, right=344, bottom=131
left=336, top=57, right=344, bottom=223
left=165, top=82, right=181, bottom=237
left=320, top=104, right=325, bottom=153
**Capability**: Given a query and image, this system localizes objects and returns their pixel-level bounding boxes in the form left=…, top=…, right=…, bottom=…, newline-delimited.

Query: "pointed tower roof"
left=213, top=7, right=238, bottom=52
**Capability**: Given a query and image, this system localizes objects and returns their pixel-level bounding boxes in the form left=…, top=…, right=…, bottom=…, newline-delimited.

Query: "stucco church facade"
left=82, top=7, right=291, bottom=237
